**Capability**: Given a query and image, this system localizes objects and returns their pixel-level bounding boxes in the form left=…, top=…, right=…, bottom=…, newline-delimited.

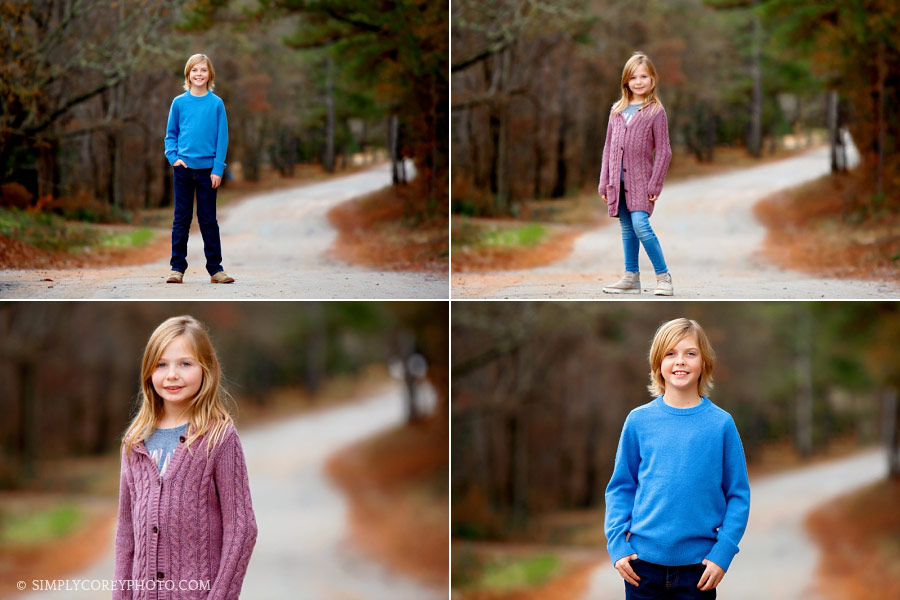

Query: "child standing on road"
left=605, top=318, right=750, bottom=599
left=115, top=315, right=257, bottom=599
left=599, top=52, right=673, bottom=295
left=164, top=53, right=234, bottom=284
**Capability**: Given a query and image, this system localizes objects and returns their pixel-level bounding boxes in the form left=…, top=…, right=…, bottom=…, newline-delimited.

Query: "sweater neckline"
left=654, top=395, right=711, bottom=415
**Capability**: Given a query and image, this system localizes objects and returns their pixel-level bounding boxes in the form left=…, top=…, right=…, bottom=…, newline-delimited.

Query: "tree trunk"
left=18, top=361, right=37, bottom=483
left=533, top=96, right=544, bottom=199
left=883, top=388, right=900, bottom=479
left=748, top=11, right=763, bottom=158
left=827, top=89, right=842, bottom=173
left=429, top=70, right=438, bottom=214
left=36, top=138, right=59, bottom=200
left=551, top=50, right=571, bottom=199
left=323, top=56, right=335, bottom=173
left=795, top=307, right=814, bottom=458
left=875, top=40, right=886, bottom=201
left=389, top=115, right=404, bottom=184
left=491, top=47, right=512, bottom=214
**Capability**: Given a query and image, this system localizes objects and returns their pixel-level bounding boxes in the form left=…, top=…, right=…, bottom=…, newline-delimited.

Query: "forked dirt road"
left=581, top=449, right=887, bottom=600
left=452, top=146, right=900, bottom=299
left=0, top=163, right=447, bottom=299
left=14, top=384, right=444, bottom=600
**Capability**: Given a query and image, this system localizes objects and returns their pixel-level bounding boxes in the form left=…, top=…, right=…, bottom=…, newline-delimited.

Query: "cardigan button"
left=179, top=436, right=186, bottom=443
left=152, top=525, right=158, bottom=533
left=157, top=572, right=164, bottom=579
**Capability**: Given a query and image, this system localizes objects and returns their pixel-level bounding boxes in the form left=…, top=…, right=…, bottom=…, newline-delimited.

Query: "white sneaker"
left=654, top=272, right=673, bottom=296
left=602, top=272, right=641, bottom=294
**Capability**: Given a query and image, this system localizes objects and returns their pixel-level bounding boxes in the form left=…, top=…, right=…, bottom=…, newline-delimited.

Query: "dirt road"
left=452, top=146, right=900, bottom=299
left=581, top=449, right=887, bottom=600
left=0, top=163, right=447, bottom=299
left=14, top=384, right=444, bottom=600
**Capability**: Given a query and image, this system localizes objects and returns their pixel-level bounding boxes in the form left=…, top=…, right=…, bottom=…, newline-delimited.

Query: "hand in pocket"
left=615, top=554, right=641, bottom=587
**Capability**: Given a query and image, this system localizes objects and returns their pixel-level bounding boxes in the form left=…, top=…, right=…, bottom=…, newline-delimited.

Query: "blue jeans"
left=618, top=186, right=668, bottom=275
left=625, top=559, right=716, bottom=599
left=171, top=165, right=223, bottom=275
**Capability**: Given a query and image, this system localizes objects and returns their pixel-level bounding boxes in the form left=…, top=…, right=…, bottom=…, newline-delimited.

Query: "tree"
left=760, top=0, right=900, bottom=206
left=0, top=0, right=179, bottom=197
left=259, top=0, right=449, bottom=214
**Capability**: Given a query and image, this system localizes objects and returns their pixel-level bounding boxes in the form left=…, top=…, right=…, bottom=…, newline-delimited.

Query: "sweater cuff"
left=212, top=161, right=225, bottom=177
left=608, top=538, right=637, bottom=565
left=705, top=536, right=739, bottom=572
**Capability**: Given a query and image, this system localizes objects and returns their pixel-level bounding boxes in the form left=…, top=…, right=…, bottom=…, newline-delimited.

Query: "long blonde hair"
left=612, top=52, right=664, bottom=117
left=122, top=315, right=233, bottom=457
left=647, top=318, right=716, bottom=398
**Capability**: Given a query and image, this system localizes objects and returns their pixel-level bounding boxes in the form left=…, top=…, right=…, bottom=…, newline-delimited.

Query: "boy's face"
left=660, top=334, right=703, bottom=394
left=188, top=61, right=210, bottom=89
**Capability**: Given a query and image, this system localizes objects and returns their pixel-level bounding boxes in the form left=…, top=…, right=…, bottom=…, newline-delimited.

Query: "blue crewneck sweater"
left=164, top=91, right=229, bottom=176
left=605, top=396, right=751, bottom=571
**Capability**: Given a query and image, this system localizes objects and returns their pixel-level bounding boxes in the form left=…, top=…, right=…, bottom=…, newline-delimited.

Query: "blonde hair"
left=122, top=315, right=233, bottom=457
left=647, top=318, right=716, bottom=398
left=183, top=54, right=215, bottom=92
left=612, top=52, right=663, bottom=117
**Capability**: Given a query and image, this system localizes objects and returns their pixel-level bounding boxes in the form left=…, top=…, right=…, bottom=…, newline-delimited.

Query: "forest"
left=451, top=0, right=899, bottom=216
left=0, top=0, right=448, bottom=221
left=451, top=301, right=900, bottom=538
left=0, top=301, right=447, bottom=489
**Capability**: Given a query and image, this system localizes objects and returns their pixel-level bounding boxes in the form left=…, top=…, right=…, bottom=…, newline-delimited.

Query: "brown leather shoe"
left=210, top=271, right=235, bottom=284
left=166, top=270, right=184, bottom=284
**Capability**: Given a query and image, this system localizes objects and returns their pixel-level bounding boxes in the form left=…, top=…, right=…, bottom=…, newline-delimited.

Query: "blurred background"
left=0, top=301, right=448, bottom=599
left=0, top=1, right=447, bottom=270
left=451, top=301, right=900, bottom=600
left=451, top=1, right=899, bottom=275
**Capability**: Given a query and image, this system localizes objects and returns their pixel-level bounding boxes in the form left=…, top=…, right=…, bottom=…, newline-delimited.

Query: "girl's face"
left=189, top=62, right=210, bottom=89
left=151, top=336, right=203, bottom=406
left=628, top=64, right=652, bottom=99
left=660, top=334, right=703, bottom=395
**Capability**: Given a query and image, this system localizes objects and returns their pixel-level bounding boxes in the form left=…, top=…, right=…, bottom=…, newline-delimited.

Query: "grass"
left=99, top=228, right=154, bottom=248
left=454, top=551, right=562, bottom=592
left=0, top=505, right=82, bottom=546
left=478, top=554, right=560, bottom=591
left=453, top=219, right=547, bottom=250
left=480, top=224, right=547, bottom=248
left=0, top=208, right=155, bottom=254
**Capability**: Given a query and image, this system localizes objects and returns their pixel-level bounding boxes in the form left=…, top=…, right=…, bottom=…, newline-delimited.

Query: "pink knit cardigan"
left=114, top=424, right=258, bottom=600
left=598, top=103, right=672, bottom=217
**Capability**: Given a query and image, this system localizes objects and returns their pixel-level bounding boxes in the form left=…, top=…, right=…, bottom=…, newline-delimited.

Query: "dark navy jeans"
left=170, top=165, right=223, bottom=275
left=625, top=558, right=716, bottom=599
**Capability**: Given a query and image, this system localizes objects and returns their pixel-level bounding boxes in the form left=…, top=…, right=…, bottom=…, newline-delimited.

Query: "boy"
left=164, top=53, right=234, bottom=284
left=605, top=318, right=751, bottom=598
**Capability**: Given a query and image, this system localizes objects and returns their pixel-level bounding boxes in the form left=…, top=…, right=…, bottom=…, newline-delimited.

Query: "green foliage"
left=0, top=209, right=151, bottom=253
left=0, top=505, right=81, bottom=546
left=99, top=228, right=154, bottom=249
left=0, top=208, right=100, bottom=252
left=481, top=224, right=546, bottom=248
left=470, top=554, right=561, bottom=591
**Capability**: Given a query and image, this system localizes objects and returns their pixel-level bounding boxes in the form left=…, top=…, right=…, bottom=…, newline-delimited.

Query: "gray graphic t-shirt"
left=620, top=103, right=642, bottom=184
left=145, top=423, right=189, bottom=479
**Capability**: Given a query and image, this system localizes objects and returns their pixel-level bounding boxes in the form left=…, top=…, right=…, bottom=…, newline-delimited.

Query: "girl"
left=164, top=54, right=234, bottom=284
left=605, top=318, right=750, bottom=599
left=598, top=52, right=673, bottom=296
left=114, top=316, right=257, bottom=599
